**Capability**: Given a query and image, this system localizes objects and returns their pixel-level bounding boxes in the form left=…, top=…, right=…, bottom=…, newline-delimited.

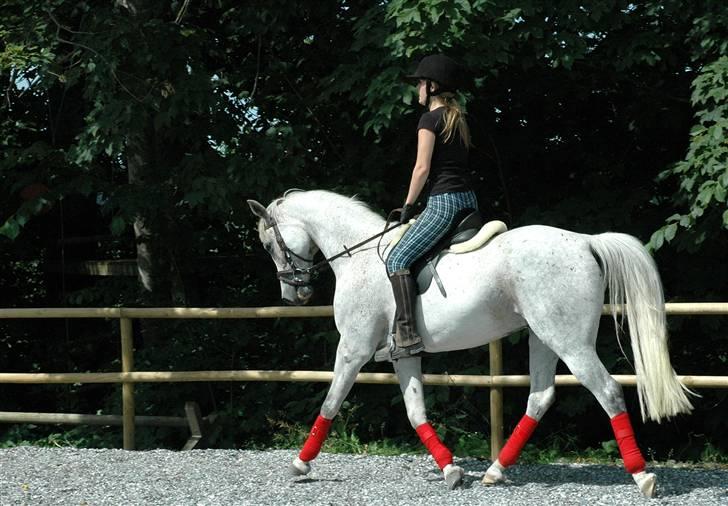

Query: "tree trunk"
left=126, top=130, right=187, bottom=305
left=121, top=0, right=186, bottom=306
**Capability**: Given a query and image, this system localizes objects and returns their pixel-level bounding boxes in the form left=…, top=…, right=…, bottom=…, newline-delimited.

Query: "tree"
left=1, top=0, right=726, bottom=456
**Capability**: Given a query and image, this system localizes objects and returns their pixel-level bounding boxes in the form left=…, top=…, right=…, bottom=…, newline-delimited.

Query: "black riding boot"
left=374, top=269, right=425, bottom=362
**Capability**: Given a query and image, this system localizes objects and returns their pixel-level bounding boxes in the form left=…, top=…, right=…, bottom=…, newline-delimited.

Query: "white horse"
left=247, top=189, right=693, bottom=497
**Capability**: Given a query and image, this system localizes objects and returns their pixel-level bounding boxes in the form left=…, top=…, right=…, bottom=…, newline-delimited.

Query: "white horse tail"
left=588, top=233, right=694, bottom=423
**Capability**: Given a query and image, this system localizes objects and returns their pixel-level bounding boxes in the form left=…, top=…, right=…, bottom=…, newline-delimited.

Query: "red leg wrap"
left=299, top=414, right=332, bottom=462
left=610, top=412, right=646, bottom=474
left=416, top=423, right=453, bottom=470
left=498, top=414, right=539, bottom=467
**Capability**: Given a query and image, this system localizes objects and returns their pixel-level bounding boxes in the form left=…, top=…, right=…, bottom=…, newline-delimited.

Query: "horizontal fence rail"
left=0, top=370, right=727, bottom=388
left=0, top=411, right=188, bottom=428
left=1, top=303, right=728, bottom=319
left=0, top=303, right=726, bottom=458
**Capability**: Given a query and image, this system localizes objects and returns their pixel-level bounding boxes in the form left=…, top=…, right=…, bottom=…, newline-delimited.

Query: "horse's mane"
left=277, top=189, right=384, bottom=224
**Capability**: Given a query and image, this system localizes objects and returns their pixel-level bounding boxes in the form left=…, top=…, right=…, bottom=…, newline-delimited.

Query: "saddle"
left=404, top=210, right=506, bottom=296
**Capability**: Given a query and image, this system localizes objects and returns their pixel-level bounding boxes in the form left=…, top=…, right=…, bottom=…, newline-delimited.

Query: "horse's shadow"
left=457, top=459, right=728, bottom=497
left=292, top=477, right=345, bottom=485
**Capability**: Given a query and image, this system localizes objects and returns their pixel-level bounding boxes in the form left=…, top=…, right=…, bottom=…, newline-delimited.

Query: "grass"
left=259, top=419, right=728, bottom=469
left=3, top=418, right=727, bottom=469
left=0, top=425, right=119, bottom=449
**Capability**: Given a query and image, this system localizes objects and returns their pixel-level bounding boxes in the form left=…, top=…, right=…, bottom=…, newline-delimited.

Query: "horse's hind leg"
left=394, top=357, right=464, bottom=489
left=484, top=331, right=559, bottom=485
left=555, top=344, right=656, bottom=497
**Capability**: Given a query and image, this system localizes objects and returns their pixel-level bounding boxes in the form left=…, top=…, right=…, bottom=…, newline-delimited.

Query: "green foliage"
left=701, top=441, right=728, bottom=465
left=650, top=56, right=728, bottom=252
left=0, top=425, right=119, bottom=449
left=0, top=0, right=727, bottom=461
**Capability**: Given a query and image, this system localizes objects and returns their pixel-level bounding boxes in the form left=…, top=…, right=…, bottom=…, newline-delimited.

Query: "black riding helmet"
left=407, top=54, right=463, bottom=96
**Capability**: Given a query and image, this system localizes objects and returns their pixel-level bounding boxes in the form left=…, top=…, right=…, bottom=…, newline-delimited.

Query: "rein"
left=269, top=214, right=401, bottom=287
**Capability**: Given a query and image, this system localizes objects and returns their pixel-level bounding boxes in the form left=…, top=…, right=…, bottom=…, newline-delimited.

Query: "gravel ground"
left=0, top=447, right=726, bottom=505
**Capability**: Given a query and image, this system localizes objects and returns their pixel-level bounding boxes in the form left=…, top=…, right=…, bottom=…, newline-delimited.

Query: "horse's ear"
left=247, top=199, right=271, bottom=225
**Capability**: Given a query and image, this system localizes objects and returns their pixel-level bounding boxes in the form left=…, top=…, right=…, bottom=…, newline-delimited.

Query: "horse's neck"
left=285, top=194, right=384, bottom=268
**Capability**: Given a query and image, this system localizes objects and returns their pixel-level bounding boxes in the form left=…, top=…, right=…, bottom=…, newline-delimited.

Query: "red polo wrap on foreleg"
left=610, top=412, right=646, bottom=474
left=498, top=414, right=538, bottom=467
left=416, top=423, right=453, bottom=470
left=299, top=414, right=332, bottom=462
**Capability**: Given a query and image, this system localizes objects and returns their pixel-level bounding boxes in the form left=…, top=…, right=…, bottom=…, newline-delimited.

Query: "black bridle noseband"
left=267, top=212, right=401, bottom=288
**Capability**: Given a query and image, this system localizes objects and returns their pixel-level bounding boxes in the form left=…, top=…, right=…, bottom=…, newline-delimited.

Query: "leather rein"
left=268, top=213, right=401, bottom=288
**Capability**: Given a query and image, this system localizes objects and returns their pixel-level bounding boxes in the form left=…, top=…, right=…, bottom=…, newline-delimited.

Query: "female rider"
left=378, top=54, right=478, bottom=362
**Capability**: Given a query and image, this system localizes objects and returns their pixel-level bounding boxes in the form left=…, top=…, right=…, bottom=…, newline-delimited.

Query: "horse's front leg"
left=290, top=336, right=373, bottom=476
left=394, top=357, right=464, bottom=489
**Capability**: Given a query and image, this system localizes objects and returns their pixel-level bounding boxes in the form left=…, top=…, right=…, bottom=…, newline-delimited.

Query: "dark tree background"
left=0, top=1, right=726, bottom=458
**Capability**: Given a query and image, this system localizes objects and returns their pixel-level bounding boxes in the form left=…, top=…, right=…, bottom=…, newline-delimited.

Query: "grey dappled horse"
left=248, top=190, right=693, bottom=497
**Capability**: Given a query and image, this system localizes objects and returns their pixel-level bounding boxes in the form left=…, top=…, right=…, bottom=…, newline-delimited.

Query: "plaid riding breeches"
left=386, top=190, right=478, bottom=274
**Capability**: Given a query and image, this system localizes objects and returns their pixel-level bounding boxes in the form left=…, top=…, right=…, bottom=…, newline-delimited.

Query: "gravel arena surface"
left=0, top=448, right=726, bottom=505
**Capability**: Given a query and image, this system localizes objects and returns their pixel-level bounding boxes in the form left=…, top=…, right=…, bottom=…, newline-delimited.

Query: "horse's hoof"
left=290, top=457, right=311, bottom=477
left=633, top=471, right=657, bottom=498
left=482, top=461, right=505, bottom=485
left=443, top=464, right=464, bottom=490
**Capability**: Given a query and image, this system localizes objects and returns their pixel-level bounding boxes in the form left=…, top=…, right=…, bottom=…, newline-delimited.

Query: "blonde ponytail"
left=440, top=93, right=472, bottom=148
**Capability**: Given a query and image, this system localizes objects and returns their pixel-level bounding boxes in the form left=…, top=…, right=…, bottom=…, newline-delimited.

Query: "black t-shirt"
left=417, top=106, right=471, bottom=196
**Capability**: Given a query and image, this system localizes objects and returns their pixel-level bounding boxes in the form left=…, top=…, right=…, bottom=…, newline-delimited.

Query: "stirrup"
left=373, top=341, right=425, bottom=362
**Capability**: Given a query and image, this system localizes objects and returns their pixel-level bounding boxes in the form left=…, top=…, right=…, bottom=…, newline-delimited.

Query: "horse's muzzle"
left=281, top=286, right=313, bottom=306
left=297, top=285, right=314, bottom=303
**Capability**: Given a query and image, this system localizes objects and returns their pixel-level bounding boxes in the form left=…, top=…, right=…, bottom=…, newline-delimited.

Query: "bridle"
left=268, top=213, right=316, bottom=288
left=267, top=210, right=401, bottom=288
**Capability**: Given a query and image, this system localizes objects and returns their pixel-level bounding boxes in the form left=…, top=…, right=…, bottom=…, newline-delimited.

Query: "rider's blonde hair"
left=439, top=92, right=472, bottom=148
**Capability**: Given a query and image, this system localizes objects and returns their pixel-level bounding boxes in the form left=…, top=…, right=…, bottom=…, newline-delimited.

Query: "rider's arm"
left=404, top=128, right=435, bottom=205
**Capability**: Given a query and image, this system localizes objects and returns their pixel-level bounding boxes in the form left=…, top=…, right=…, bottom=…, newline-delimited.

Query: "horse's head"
left=247, top=198, right=317, bottom=305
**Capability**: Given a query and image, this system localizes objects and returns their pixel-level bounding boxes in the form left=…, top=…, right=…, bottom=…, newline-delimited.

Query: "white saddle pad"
left=450, top=220, right=508, bottom=253
left=387, top=220, right=507, bottom=254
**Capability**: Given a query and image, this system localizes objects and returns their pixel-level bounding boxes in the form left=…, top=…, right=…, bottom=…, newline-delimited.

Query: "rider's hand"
left=400, top=204, right=416, bottom=224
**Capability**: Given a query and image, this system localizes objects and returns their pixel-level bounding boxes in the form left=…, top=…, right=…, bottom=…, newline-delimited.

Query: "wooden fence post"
left=489, top=340, right=504, bottom=461
left=120, top=317, right=135, bottom=450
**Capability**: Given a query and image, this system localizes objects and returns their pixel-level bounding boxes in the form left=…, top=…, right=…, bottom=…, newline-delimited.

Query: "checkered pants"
left=386, top=190, right=478, bottom=274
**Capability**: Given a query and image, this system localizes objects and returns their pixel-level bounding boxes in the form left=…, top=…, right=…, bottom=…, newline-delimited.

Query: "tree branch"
left=250, top=35, right=262, bottom=98
left=174, top=0, right=191, bottom=24
left=46, top=10, right=150, bottom=105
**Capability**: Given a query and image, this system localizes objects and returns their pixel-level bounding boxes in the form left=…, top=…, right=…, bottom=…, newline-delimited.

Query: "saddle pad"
left=449, top=220, right=508, bottom=253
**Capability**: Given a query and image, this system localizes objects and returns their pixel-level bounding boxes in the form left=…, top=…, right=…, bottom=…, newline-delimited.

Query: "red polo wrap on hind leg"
left=299, top=415, right=333, bottom=462
left=416, top=423, right=453, bottom=470
left=610, top=412, right=646, bottom=474
left=498, top=414, right=539, bottom=467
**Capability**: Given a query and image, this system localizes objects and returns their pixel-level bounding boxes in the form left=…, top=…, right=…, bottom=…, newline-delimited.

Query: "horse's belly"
left=421, top=313, right=525, bottom=352
left=417, top=251, right=525, bottom=352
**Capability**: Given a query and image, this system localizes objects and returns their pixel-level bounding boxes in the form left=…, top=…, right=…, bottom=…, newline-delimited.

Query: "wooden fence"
left=0, top=303, right=727, bottom=460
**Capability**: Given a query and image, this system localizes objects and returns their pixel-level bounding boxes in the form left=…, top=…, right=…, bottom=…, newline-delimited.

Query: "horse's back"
left=421, top=224, right=604, bottom=349
left=494, top=225, right=605, bottom=334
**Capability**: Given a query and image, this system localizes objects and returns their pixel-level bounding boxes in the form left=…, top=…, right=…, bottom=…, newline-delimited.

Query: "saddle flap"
left=415, top=216, right=508, bottom=294
left=413, top=209, right=483, bottom=294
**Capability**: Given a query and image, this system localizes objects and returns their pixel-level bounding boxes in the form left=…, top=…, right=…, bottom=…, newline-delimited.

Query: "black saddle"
left=411, top=209, right=483, bottom=295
